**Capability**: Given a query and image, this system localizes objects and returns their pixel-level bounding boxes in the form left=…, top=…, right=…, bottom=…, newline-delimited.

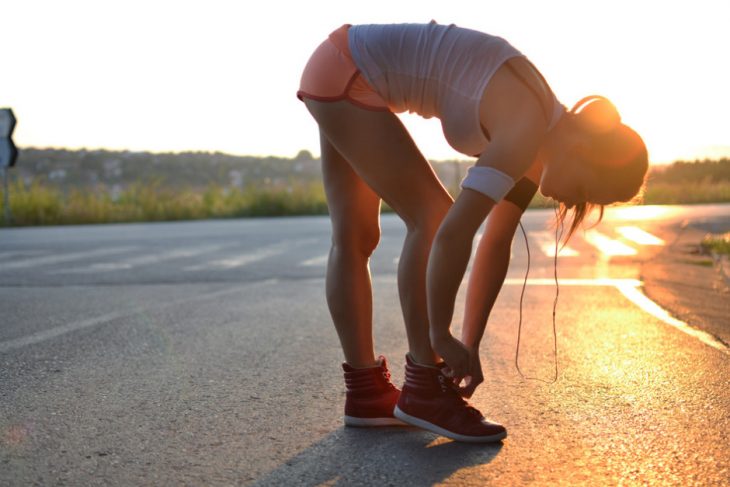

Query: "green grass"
left=702, top=232, right=730, bottom=256
left=0, top=179, right=329, bottom=227
left=642, top=181, right=730, bottom=205
left=2, top=178, right=730, bottom=227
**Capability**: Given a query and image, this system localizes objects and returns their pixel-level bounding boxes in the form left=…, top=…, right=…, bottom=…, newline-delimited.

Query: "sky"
left=2, top=0, right=729, bottom=164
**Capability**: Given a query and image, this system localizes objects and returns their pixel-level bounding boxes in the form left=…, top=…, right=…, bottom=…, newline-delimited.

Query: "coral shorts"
left=297, top=24, right=389, bottom=111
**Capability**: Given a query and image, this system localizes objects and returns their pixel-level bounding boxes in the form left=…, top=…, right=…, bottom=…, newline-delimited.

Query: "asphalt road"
left=1, top=204, right=729, bottom=486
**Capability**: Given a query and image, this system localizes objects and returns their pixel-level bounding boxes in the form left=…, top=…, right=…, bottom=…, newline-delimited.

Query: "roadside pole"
left=0, top=108, right=18, bottom=225
left=2, top=166, right=9, bottom=223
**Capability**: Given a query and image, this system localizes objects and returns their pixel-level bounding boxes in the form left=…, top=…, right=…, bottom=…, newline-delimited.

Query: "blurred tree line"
left=3, top=150, right=729, bottom=226
left=648, top=158, right=730, bottom=184
left=8, top=147, right=730, bottom=195
left=9, top=147, right=470, bottom=196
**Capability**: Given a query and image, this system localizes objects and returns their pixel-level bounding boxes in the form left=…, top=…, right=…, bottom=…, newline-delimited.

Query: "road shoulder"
left=641, top=225, right=730, bottom=348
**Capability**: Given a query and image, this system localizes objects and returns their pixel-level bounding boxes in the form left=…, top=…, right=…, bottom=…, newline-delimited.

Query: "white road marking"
left=503, top=278, right=642, bottom=286
left=54, top=245, right=225, bottom=273
left=473, top=232, right=482, bottom=257
left=0, top=309, right=134, bottom=353
left=615, top=283, right=728, bottom=354
left=530, top=231, right=579, bottom=257
left=616, top=226, right=665, bottom=245
left=184, top=238, right=317, bottom=271
left=583, top=229, right=638, bottom=256
left=0, top=282, right=277, bottom=354
left=300, top=254, right=328, bottom=267
left=501, top=277, right=728, bottom=355
left=0, top=250, right=46, bottom=262
left=185, top=247, right=284, bottom=271
left=0, top=247, right=136, bottom=271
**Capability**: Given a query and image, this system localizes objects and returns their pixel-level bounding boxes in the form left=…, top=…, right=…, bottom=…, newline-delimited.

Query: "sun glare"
left=603, top=205, right=681, bottom=222
left=1, top=1, right=728, bottom=162
left=615, top=227, right=665, bottom=246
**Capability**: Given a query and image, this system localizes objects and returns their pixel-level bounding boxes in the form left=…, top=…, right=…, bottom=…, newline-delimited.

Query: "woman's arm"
left=427, top=143, right=542, bottom=385
left=462, top=162, right=542, bottom=349
left=426, top=188, right=494, bottom=381
left=428, top=189, right=495, bottom=345
left=457, top=164, right=541, bottom=397
left=461, top=200, right=523, bottom=348
left=428, top=63, right=547, bottom=382
left=427, top=154, right=535, bottom=379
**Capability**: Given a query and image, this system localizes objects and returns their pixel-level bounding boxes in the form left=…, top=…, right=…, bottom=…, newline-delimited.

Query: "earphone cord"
left=514, top=202, right=562, bottom=384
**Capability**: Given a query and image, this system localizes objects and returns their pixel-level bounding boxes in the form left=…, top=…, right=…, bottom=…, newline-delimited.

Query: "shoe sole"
left=344, top=415, right=408, bottom=427
left=393, top=406, right=507, bottom=443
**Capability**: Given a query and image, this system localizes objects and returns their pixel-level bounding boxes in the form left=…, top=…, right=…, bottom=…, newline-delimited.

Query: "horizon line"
left=11, top=144, right=730, bottom=166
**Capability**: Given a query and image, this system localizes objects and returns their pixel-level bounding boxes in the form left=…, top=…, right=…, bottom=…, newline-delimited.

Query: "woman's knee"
left=331, top=224, right=381, bottom=258
left=399, top=192, right=452, bottom=235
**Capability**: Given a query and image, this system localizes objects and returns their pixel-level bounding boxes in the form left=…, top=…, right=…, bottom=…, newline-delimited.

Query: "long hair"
left=558, top=201, right=603, bottom=244
left=557, top=97, right=649, bottom=243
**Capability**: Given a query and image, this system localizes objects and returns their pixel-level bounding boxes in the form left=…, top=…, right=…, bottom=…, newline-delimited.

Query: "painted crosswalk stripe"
left=530, top=231, right=579, bottom=257
left=54, top=245, right=225, bottom=273
left=583, top=229, right=637, bottom=256
left=185, top=238, right=317, bottom=271
left=300, top=254, right=328, bottom=267
left=186, top=247, right=285, bottom=270
left=0, top=250, right=46, bottom=262
left=0, top=247, right=136, bottom=271
left=616, top=226, right=665, bottom=245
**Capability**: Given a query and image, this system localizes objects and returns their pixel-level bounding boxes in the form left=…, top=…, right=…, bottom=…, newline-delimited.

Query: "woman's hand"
left=458, top=348, right=484, bottom=398
left=431, top=334, right=470, bottom=382
left=432, top=334, right=484, bottom=398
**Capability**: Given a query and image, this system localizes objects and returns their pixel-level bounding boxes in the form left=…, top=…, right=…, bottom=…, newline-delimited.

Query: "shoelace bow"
left=440, top=374, right=483, bottom=418
left=453, top=397, right=483, bottom=419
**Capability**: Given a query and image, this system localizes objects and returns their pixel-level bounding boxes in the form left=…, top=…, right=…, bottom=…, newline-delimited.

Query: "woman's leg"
left=305, top=99, right=453, bottom=366
left=319, top=131, right=382, bottom=368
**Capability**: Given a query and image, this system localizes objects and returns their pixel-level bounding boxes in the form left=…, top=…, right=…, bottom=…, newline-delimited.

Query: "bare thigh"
left=304, top=99, right=453, bottom=228
left=319, top=130, right=381, bottom=250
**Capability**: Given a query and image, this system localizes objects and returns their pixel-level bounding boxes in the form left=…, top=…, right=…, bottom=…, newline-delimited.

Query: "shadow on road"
left=251, top=426, right=502, bottom=486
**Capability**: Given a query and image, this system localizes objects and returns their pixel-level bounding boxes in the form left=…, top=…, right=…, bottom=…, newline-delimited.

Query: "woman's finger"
left=459, top=375, right=483, bottom=398
left=459, top=382, right=476, bottom=398
left=443, top=365, right=466, bottom=381
left=443, top=366, right=464, bottom=378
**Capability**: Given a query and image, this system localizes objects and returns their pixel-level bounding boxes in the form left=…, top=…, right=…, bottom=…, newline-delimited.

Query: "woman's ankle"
left=344, top=356, right=380, bottom=369
left=407, top=350, right=438, bottom=367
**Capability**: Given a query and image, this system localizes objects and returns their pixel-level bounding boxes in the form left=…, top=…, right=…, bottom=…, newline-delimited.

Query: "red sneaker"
left=342, top=356, right=405, bottom=427
left=393, top=354, right=506, bottom=442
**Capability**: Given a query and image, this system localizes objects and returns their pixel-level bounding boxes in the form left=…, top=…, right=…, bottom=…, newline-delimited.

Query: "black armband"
left=503, top=177, right=538, bottom=212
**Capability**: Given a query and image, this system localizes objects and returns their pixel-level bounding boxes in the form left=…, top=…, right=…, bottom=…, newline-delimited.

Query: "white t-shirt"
left=348, top=22, right=565, bottom=156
